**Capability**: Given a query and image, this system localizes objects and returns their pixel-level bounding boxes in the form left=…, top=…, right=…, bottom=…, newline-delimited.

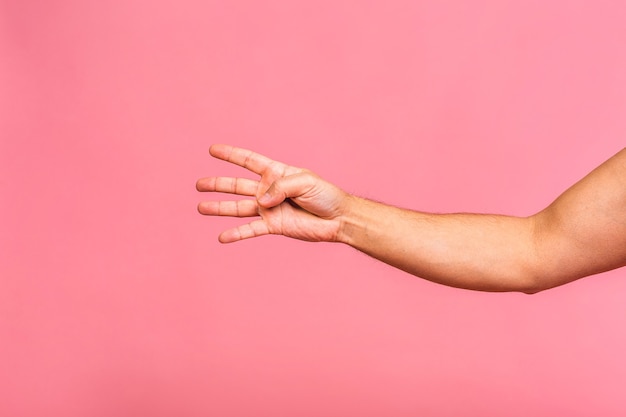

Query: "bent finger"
left=196, top=177, right=258, bottom=196
left=258, top=171, right=317, bottom=208
left=197, top=200, right=258, bottom=217
left=218, top=220, right=270, bottom=243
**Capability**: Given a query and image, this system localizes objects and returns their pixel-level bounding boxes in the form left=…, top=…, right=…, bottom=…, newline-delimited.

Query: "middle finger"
left=196, top=177, right=258, bottom=196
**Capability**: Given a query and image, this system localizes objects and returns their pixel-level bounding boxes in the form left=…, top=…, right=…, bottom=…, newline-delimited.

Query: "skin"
left=197, top=144, right=626, bottom=294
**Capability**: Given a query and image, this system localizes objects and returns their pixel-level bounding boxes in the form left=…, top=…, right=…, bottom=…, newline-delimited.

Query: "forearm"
left=337, top=195, right=541, bottom=293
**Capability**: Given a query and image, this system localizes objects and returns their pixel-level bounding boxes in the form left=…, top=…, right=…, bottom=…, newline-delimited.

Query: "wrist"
left=335, top=194, right=367, bottom=246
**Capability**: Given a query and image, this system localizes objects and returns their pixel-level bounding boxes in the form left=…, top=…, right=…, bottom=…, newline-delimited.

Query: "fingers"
left=218, top=220, right=270, bottom=243
left=209, top=144, right=283, bottom=176
left=196, top=177, right=258, bottom=196
left=257, top=172, right=316, bottom=208
left=197, top=200, right=258, bottom=217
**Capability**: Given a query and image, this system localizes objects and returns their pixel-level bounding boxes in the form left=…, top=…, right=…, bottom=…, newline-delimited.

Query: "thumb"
left=257, top=172, right=316, bottom=208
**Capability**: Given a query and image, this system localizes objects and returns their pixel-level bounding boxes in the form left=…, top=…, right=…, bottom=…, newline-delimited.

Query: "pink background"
left=2, top=1, right=626, bottom=416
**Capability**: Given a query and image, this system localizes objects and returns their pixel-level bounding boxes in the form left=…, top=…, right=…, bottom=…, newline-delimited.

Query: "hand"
left=197, top=144, right=350, bottom=243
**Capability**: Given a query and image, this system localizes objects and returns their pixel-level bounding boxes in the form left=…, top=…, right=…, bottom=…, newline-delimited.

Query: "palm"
left=197, top=145, right=346, bottom=243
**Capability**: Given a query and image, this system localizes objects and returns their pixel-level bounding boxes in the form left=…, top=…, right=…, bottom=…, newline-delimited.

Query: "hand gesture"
left=197, top=144, right=350, bottom=243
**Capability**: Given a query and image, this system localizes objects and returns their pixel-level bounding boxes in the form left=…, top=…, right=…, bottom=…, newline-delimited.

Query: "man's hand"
left=196, top=144, right=350, bottom=243
left=198, top=145, right=626, bottom=293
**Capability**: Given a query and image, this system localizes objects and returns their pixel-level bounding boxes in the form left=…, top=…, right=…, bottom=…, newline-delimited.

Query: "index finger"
left=209, top=144, right=282, bottom=176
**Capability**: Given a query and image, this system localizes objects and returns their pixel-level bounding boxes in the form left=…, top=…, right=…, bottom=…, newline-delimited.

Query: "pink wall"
left=2, top=1, right=626, bottom=416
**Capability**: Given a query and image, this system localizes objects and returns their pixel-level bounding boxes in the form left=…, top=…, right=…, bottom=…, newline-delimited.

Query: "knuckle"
left=270, top=181, right=283, bottom=195
left=300, top=169, right=318, bottom=182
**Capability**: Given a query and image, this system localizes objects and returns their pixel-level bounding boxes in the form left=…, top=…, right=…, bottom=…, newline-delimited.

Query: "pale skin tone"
left=197, top=145, right=626, bottom=294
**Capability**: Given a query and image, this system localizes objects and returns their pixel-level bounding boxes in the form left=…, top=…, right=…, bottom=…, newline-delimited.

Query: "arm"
left=197, top=145, right=626, bottom=293
left=530, top=147, right=626, bottom=291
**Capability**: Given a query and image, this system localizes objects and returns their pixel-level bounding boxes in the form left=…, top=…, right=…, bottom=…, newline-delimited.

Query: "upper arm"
left=531, top=148, right=626, bottom=291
